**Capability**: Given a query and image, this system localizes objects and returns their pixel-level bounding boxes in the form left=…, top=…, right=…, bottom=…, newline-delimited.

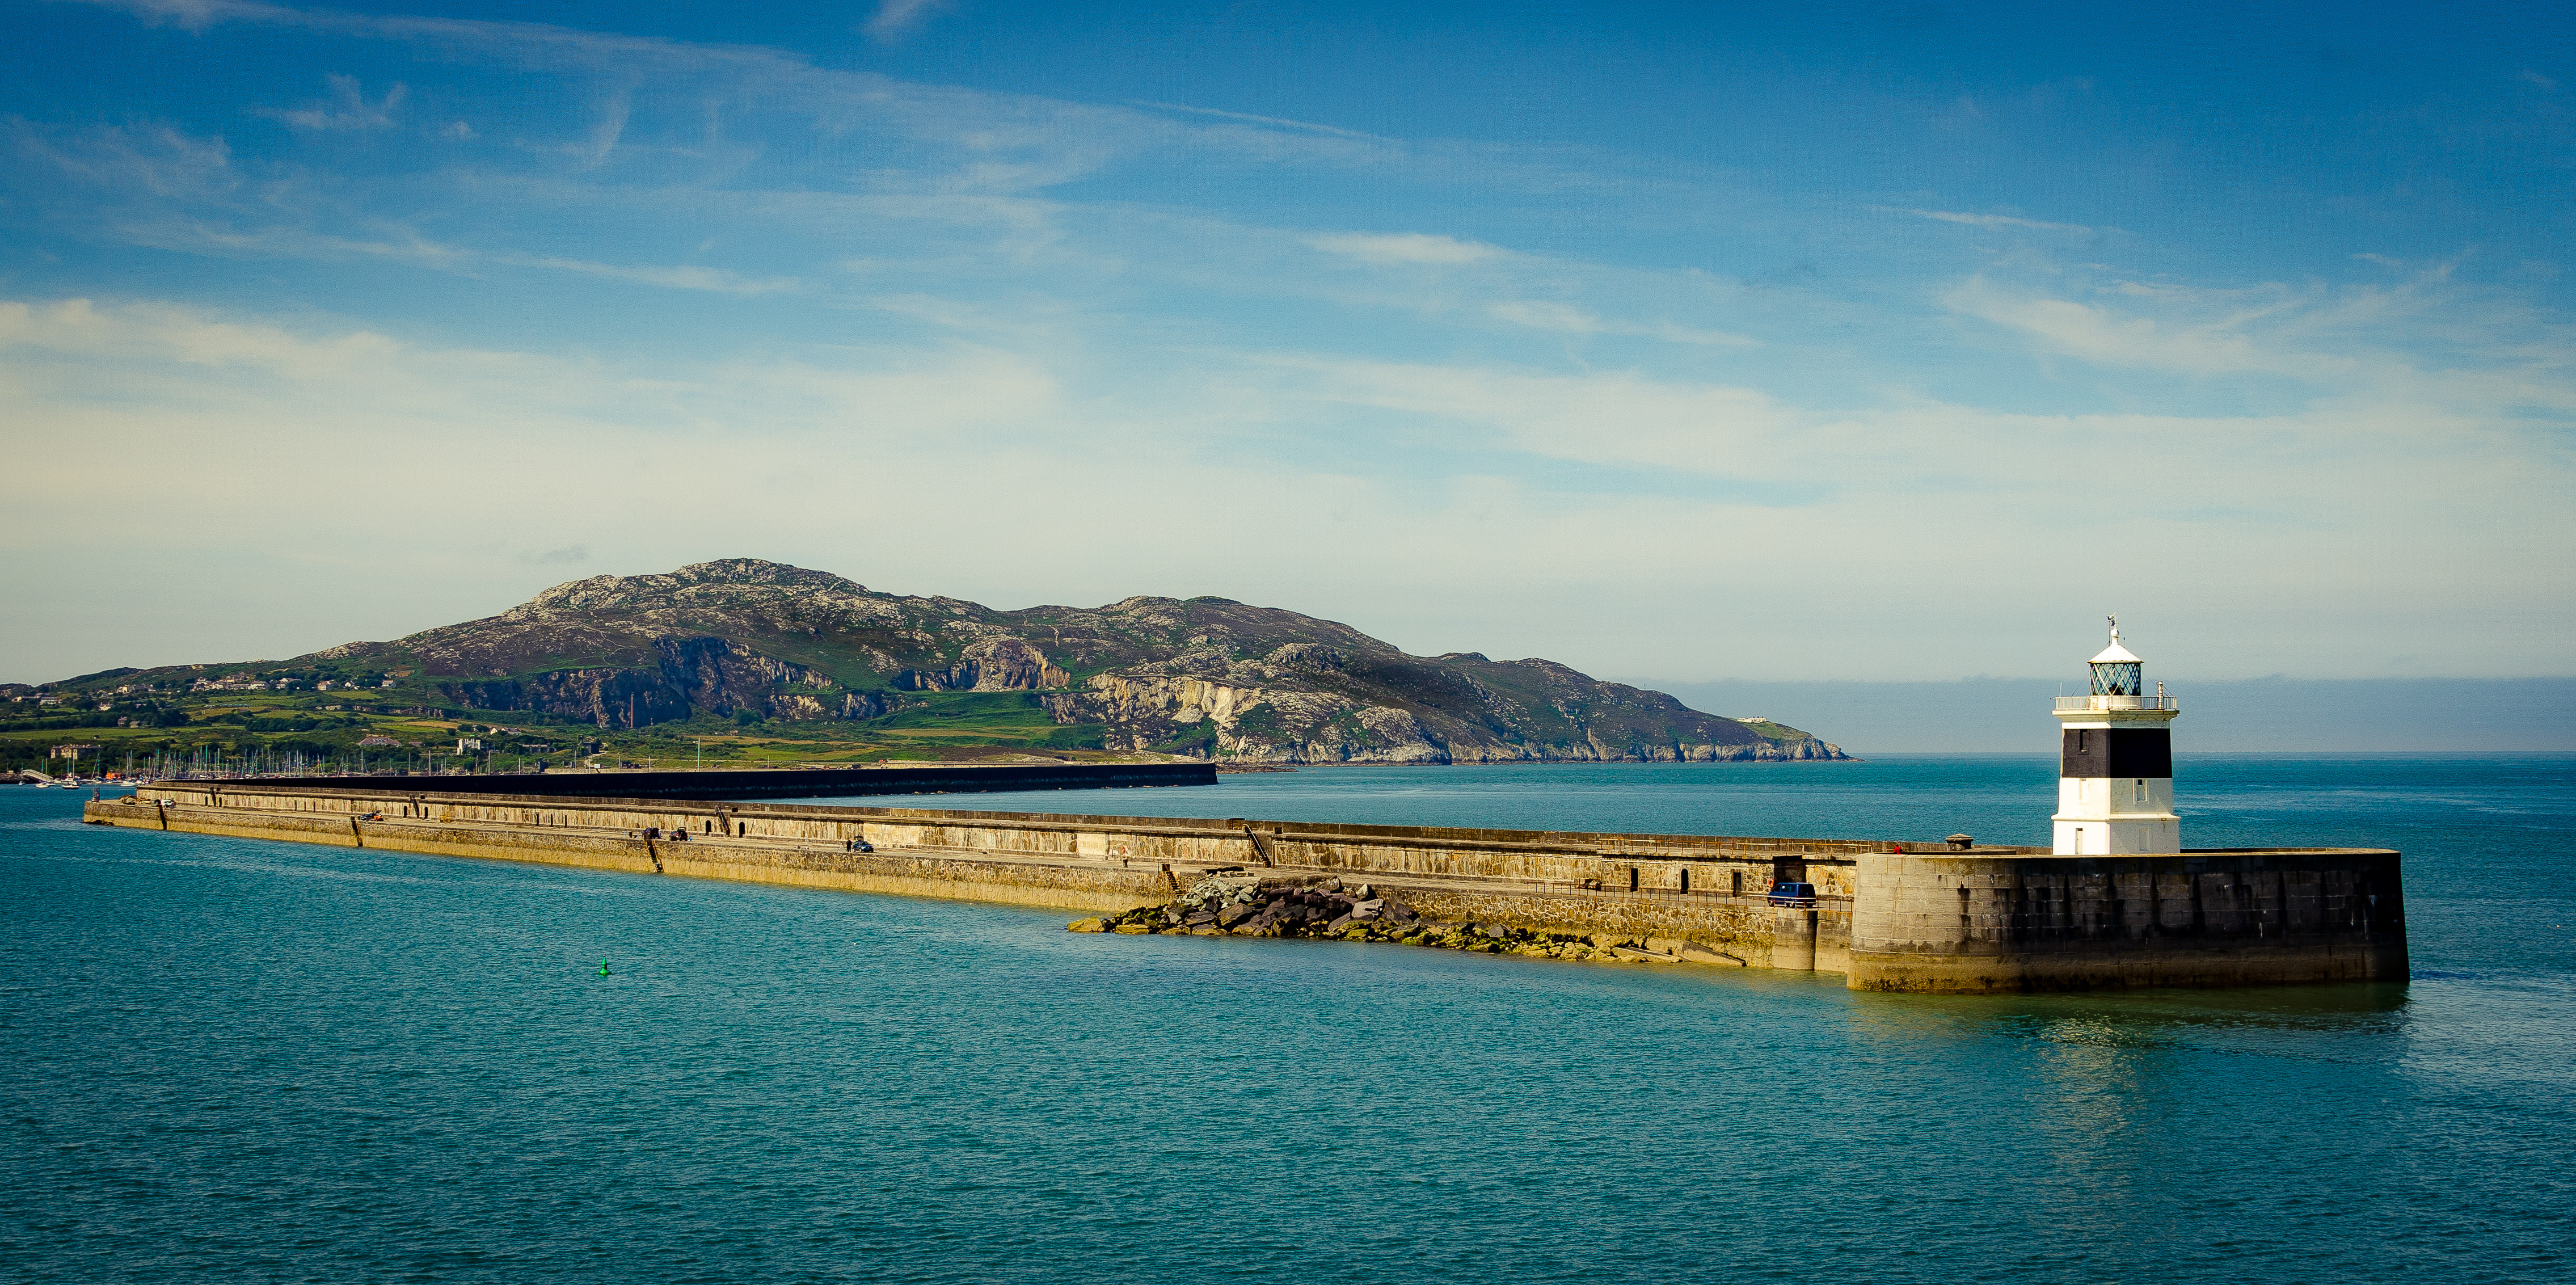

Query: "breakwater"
left=85, top=782, right=2405, bottom=992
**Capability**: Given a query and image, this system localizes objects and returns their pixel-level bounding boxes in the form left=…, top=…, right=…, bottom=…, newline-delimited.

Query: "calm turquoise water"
left=5, top=756, right=2572, bottom=1282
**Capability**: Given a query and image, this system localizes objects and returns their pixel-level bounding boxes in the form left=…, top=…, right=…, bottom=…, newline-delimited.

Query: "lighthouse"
left=2051, top=616, right=2179, bottom=854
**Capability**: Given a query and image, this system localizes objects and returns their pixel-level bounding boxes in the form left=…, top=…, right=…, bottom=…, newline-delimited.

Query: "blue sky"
left=3, top=0, right=2571, bottom=689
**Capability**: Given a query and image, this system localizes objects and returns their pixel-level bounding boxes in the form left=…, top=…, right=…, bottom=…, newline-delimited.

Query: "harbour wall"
left=100, top=783, right=1862, bottom=970
left=86, top=794, right=1181, bottom=912
left=87, top=784, right=2403, bottom=991
left=1848, top=848, right=2409, bottom=991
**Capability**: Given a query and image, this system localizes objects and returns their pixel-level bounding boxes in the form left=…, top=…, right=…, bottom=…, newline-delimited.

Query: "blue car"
left=1767, top=881, right=1818, bottom=908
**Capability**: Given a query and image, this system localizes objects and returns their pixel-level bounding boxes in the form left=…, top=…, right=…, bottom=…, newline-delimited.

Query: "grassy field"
left=2, top=686, right=1135, bottom=777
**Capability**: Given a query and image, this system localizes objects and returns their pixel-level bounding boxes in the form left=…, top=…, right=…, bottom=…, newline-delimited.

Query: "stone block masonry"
left=85, top=784, right=2401, bottom=992
left=1848, top=849, right=2407, bottom=991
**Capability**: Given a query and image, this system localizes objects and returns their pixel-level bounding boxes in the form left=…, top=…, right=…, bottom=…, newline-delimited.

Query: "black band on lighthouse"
left=2061, top=727, right=2172, bottom=778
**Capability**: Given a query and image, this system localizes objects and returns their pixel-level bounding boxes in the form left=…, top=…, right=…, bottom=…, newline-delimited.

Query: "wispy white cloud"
left=1484, top=300, right=1598, bottom=332
left=1486, top=300, right=1753, bottom=347
left=7, top=119, right=800, bottom=293
left=864, top=0, right=948, bottom=42
left=1884, top=206, right=2096, bottom=235
left=1278, top=355, right=1804, bottom=478
left=568, top=89, right=627, bottom=169
left=1308, top=232, right=1500, bottom=266
left=7, top=119, right=238, bottom=200
left=76, top=0, right=268, bottom=30
left=255, top=74, right=405, bottom=130
left=1129, top=100, right=1382, bottom=140
left=1946, top=277, right=2309, bottom=377
left=492, top=254, right=798, bottom=294
left=1942, top=263, right=2576, bottom=426
left=0, top=296, right=1062, bottom=439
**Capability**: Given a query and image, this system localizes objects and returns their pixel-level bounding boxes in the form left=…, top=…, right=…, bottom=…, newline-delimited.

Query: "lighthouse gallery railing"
left=2054, top=694, right=2178, bottom=712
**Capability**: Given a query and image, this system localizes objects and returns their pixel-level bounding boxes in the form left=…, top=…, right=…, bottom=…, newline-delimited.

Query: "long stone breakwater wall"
left=84, top=783, right=2406, bottom=992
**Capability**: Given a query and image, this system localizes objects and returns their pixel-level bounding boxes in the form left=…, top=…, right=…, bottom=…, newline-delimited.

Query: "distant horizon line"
left=1645, top=675, right=2576, bottom=686
left=1820, top=749, right=2576, bottom=758
left=16, top=669, right=2576, bottom=689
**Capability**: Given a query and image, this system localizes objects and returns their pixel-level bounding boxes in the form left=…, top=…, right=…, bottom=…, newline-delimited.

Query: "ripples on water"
left=3, top=756, right=2570, bottom=1283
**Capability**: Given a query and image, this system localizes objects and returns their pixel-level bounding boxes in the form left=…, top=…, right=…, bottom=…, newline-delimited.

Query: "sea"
left=3, top=755, right=2570, bottom=1283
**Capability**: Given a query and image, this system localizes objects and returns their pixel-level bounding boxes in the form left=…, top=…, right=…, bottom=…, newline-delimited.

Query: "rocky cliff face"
left=315, top=559, right=1849, bottom=763
left=896, top=638, right=1072, bottom=693
left=429, top=635, right=886, bottom=727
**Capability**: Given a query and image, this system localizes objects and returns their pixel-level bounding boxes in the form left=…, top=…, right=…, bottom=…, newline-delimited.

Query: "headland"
left=7, top=558, right=1849, bottom=781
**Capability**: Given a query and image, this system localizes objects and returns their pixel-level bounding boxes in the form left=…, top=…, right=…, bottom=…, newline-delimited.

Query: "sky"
left=3, top=0, right=2572, bottom=692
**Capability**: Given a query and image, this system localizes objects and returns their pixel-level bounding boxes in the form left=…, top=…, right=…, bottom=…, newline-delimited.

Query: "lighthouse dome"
left=2089, top=639, right=2142, bottom=665
left=2088, top=617, right=2144, bottom=696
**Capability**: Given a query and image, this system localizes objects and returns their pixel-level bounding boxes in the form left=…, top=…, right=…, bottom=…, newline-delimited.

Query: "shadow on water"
left=1843, top=981, right=2414, bottom=1054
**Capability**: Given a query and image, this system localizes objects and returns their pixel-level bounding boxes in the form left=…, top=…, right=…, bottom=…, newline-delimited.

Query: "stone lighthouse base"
left=1846, top=848, right=2408, bottom=992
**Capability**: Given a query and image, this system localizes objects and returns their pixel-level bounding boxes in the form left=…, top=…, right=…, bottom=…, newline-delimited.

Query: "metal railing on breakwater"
left=219, top=760, right=1217, bottom=801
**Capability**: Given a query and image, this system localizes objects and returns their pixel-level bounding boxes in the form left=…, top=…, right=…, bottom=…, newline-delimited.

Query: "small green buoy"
left=598, top=958, right=610, bottom=978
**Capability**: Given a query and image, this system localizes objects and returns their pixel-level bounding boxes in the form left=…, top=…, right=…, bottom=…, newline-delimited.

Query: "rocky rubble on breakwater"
left=1066, top=874, right=1742, bottom=965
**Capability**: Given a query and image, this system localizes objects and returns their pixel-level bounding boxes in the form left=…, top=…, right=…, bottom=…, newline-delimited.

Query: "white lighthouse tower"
left=2051, top=616, right=2179, bottom=855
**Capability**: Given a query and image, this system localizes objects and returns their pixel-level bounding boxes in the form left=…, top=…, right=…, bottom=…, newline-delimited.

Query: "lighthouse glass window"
left=2090, top=660, right=2144, bottom=696
left=2135, top=779, right=2147, bottom=803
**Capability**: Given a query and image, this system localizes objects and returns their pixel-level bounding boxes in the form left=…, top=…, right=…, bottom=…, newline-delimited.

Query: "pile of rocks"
left=1066, top=874, right=1739, bottom=965
left=1125, top=874, right=1423, bottom=939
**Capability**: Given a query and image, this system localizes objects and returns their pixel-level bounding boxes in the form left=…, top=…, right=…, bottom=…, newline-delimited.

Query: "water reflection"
left=1843, top=984, right=2413, bottom=1061
left=2396, top=972, right=2576, bottom=1092
left=1832, top=983, right=2422, bottom=1254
